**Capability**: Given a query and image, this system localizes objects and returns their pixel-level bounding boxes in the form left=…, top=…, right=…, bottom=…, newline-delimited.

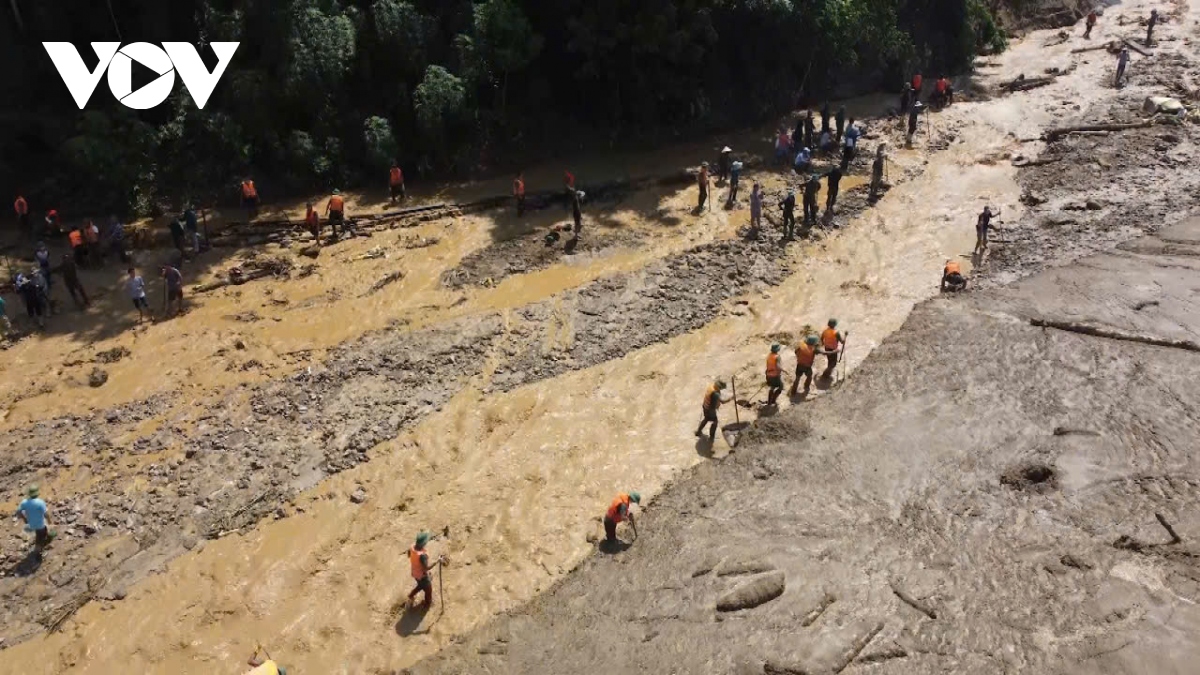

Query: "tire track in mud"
left=0, top=180, right=886, bottom=646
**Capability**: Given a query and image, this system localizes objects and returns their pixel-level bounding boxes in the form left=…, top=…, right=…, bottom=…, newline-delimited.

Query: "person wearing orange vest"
left=44, top=209, right=61, bottom=237
left=406, top=531, right=443, bottom=609
left=241, top=177, right=259, bottom=219
left=14, top=194, right=29, bottom=238
left=68, top=225, right=86, bottom=267
left=933, top=75, right=953, bottom=108
left=326, top=189, right=347, bottom=239
left=389, top=162, right=406, bottom=204
left=1084, top=10, right=1098, bottom=39
left=942, top=259, right=967, bottom=292
left=789, top=335, right=820, bottom=396
left=304, top=202, right=320, bottom=241
left=820, top=319, right=845, bottom=380
left=765, top=344, right=785, bottom=405
left=695, top=378, right=729, bottom=442
left=697, top=162, right=710, bottom=211
left=513, top=172, right=526, bottom=217
left=912, top=72, right=923, bottom=96
left=603, top=491, right=641, bottom=544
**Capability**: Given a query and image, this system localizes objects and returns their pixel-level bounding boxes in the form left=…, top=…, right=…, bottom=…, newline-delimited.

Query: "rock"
left=235, top=340, right=246, bottom=350
left=350, top=487, right=368, bottom=504
left=1085, top=200, right=1103, bottom=210
left=1143, top=96, right=1184, bottom=115
left=716, top=570, right=786, bottom=611
left=95, top=346, right=130, bottom=364
left=88, top=368, right=109, bottom=388
left=716, top=558, right=777, bottom=577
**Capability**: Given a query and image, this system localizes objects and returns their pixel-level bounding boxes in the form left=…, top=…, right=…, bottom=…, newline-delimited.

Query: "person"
left=934, top=75, right=952, bottom=108
left=305, top=202, right=320, bottom=241
left=1147, top=9, right=1158, bottom=44
left=727, top=160, right=743, bottom=207
left=803, top=111, right=816, bottom=150
left=775, top=128, right=791, bottom=163
left=246, top=646, right=288, bottom=675
left=513, top=172, right=526, bottom=217
left=184, top=206, right=201, bottom=254
left=803, top=173, right=821, bottom=226
left=1115, top=47, right=1130, bottom=87
left=44, top=209, right=61, bottom=237
left=564, top=170, right=576, bottom=212
left=825, top=165, right=843, bottom=216
left=835, top=105, right=847, bottom=142
left=820, top=101, right=831, bottom=135
left=603, top=491, right=641, bottom=544
left=571, top=189, right=584, bottom=234
left=899, top=82, right=914, bottom=114
left=127, top=267, right=149, bottom=323
left=718, top=146, right=732, bottom=183
left=241, top=177, right=259, bottom=220
left=912, top=72, right=924, bottom=96
left=14, top=193, right=29, bottom=239
left=34, top=241, right=52, bottom=292
left=975, top=206, right=997, bottom=254
left=870, top=144, right=887, bottom=201
left=60, top=254, right=89, bottom=308
left=841, top=120, right=860, bottom=171
left=17, top=270, right=45, bottom=328
left=794, top=146, right=812, bottom=174
left=407, top=531, right=443, bottom=609
left=107, top=215, right=129, bottom=264
left=161, top=265, right=184, bottom=318
left=780, top=188, right=797, bottom=240
left=906, top=101, right=924, bottom=145
left=1084, top=9, right=1097, bottom=39
left=68, top=224, right=86, bottom=268
left=820, top=319, right=844, bottom=380
left=942, top=259, right=967, bottom=292
left=696, top=378, right=728, bottom=442
left=326, top=188, right=347, bottom=238
left=14, top=485, right=53, bottom=556
left=789, top=335, right=820, bottom=396
left=697, top=162, right=710, bottom=211
left=749, top=183, right=763, bottom=234
left=30, top=266, right=51, bottom=316
left=168, top=215, right=186, bottom=258
left=0, top=294, right=11, bottom=337
left=389, top=162, right=406, bottom=204
left=84, top=219, right=102, bottom=266
left=818, top=129, right=835, bottom=154
left=765, top=344, right=785, bottom=405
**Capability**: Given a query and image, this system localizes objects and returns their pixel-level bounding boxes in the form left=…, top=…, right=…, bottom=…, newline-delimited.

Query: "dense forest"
left=1, top=0, right=1006, bottom=216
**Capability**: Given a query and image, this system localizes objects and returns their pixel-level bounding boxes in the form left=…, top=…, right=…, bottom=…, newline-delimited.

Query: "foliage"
left=1, top=0, right=1008, bottom=215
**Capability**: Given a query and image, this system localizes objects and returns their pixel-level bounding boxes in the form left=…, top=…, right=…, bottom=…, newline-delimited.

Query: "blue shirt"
left=18, top=498, right=47, bottom=530
left=844, top=127, right=861, bottom=148
left=794, top=149, right=811, bottom=167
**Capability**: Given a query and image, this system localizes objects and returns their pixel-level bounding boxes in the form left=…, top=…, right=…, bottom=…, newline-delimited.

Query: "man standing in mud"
left=820, top=101, right=832, bottom=135
left=780, top=188, right=796, bottom=239
left=820, top=319, right=845, bottom=380
left=161, top=264, right=184, bottom=318
left=789, top=335, right=820, bottom=397
left=804, top=111, right=816, bottom=151
left=907, top=102, right=923, bottom=146
left=696, top=378, right=728, bottom=442
left=571, top=189, right=584, bottom=234
left=603, top=491, right=640, bottom=544
left=765, top=344, right=785, bottom=405
left=824, top=165, right=843, bottom=218
left=14, top=485, right=53, bottom=558
left=407, top=531, right=442, bottom=609
left=870, top=144, right=887, bottom=201
left=1115, top=47, right=1130, bottom=87
left=803, top=173, right=821, bottom=227
left=835, top=105, right=847, bottom=142
left=975, top=206, right=997, bottom=254
left=1147, top=9, right=1158, bottom=45
left=513, top=172, right=526, bottom=217
left=697, top=162, right=710, bottom=212
left=1084, top=10, right=1097, bottom=39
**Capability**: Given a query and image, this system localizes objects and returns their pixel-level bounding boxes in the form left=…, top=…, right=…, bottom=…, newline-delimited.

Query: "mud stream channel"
left=0, top=35, right=1093, bottom=673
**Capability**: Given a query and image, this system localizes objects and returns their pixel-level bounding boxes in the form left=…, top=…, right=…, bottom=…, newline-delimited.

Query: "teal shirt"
left=17, top=498, right=47, bottom=530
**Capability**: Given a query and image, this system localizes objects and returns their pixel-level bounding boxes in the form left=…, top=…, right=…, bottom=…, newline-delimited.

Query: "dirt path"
left=1, top=4, right=1186, bottom=671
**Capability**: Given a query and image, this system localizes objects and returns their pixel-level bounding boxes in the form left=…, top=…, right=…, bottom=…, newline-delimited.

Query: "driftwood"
left=1071, top=41, right=1118, bottom=54
left=1122, top=37, right=1151, bottom=56
left=1001, top=75, right=1056, bottom=92
left=1156, top=512, right=1183, bottom=544
left=1014, top=156, right=1062, bottom=168
left=890, top=580, right=938, bottom=619
left=1031, top=317, right=1200, bottom=352
left=1042, top=119, right=1156, bottom=142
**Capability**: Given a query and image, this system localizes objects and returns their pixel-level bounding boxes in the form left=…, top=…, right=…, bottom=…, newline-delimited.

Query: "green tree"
left=460, top=0, right=542, bottom=114
left=362, top=116, right=399, bottom=171
left=414, top=65, right=467, bottom=168
left=286, top=1, right=357, bottom=95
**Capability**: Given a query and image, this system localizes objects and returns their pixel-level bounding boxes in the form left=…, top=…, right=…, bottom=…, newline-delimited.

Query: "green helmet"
left=415, top=531, right=431, bottom=547
left=828, top=318, right=838, bottom=328
left=806, top=335, right=819, bottom=346
left=629, top=492, right=641, bottom=504
left=332, top=188, right=341, bottom=195
left=771, top=344, right=781, bottom=353
left=715, top=378, right=727, bottom=389
left=26, top=485, right=39, bottom=498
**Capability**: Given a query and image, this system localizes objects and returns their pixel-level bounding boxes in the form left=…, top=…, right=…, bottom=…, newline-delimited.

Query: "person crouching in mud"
left=942, top=259, right=967, bottom=292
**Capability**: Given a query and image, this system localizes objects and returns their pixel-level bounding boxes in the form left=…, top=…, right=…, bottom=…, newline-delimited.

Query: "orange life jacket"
left=936, top=78, right=948, bottom=94
left=68, top=229, right=83, bottom=247
left=945, top=261, right=961, bottom=276
left=912, top=74, right=923, bottom=91
left=389, top=167, right=403, bottom=186
left=606, top=493, right=631, bottom=523
left=822, top=328, right=840, bottom=351
left=241, top=180, right=257, bottom=199
left=795, top=343, right=816, bottom=367
left=702, top=383, right=721, bottom=411
left=514, top=178, right=525, bottom=196
left=766, top=352, right=782, bottom=378
left=409, top=546, right=428, bottom=580
left=328, top=194, right=345, bottom=213
left=14, top=197, right=27, bottom=215
left=306, top=210, right=318, bottom=228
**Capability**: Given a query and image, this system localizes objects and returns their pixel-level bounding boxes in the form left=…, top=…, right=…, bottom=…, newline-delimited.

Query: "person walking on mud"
left=804, top=111, right=816, bottom=151
left=750, top=183, right=763, bottom=235
left=14, top=193, right=29, bottom=240
left=727, top=160, right=743, bottom=207
left=765, top=344, right=785, bottom=406
left=696, top=378, right=729, bottom=442
left=841, top=119, right=860, bottom=172
left=305, top=202, right=320, bottom=242
left=942, top=259, right=968, bottom=292
left=161, top=264, right=184, bottom=318
left=789, top=335, right=820, bottom=397
left=571, top=189, right=584, bottom=235
left=1147, top=9, right=1159, bottom=45
left=803, top=173, right=821, bottom=227
left=603, top=491, right=640, bottom=545
left=389, top=161, right=406, bottom=204
left=1115, top=47, right=1130, bottom=88
left=835, top=105, right=847, bottom=142
left=975, top=206, right=998, bottom=254
left=820, top=319, right=845, bottom=380
left=870, top=145, right=887, bottom=201
left=326, top=189, right=347, bottom=238
left=780, top=188, right=797, bottom=240
left=824, top=165, right=843, bottom=219
left=697, top=162, right=710, bottom=212
left=513, top=172, right=526, bottom=217
left=59, top=253, right=89, bottom=309
left=718, top=146, right=733, bottom=183
left=127, top=267, right=149, bottom=323
left=1084, top=9, right=1098, bottom=39
left=906, top=101, right=924, bottom=146
left=407, top=532, right=443, bottom=610
left=820, top=101, right=832, bottom=135
left=14, top=485, right=54, bottom=558
left=241, top=177, right=259, bottom=221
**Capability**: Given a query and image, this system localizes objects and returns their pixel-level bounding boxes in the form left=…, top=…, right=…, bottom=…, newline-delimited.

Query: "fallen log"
left=1030, top=317, right=1200, bottom=352
left=1042, top=119, right=1155, bottom=142
left=1156, top=512, right=1183, bottom=544
left=1122, top=37, right=1151, bottom=56
left=1071, top=41, right=1117, bottom=54
left=890, top=580, right=938, bottom=619
left=1001, top=75, right=1056, bottom=92
left=1013, top=156, right=1062, bottom=168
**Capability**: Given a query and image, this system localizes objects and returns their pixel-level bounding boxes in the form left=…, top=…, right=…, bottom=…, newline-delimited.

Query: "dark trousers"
left=516, top=195, right=525, bottom=216
left=727, top=179, right=739, bottom=205
left=790, top=365, right=813, bottom=394
left=390, top=183, right=405, bottom=202
left=408, top=575, right=433, bottom=605
left=1115, top=64, right=1127, bottom=86
left=329, top=211, right=345, bottom=237
left=65, top=280, right=88, bottom=307
left=826, top=187, right=840, bottom=213
left=18, top=213, right=29, bottom=238
left=696, top=408, right=718, bottom=440
left=782, top=211, right=795, bottom=239
left=604, top=517, right=618, bottom=542
left=804, top=197, right=819, bottom=225
left=698, top=187, right=708, bottom=210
